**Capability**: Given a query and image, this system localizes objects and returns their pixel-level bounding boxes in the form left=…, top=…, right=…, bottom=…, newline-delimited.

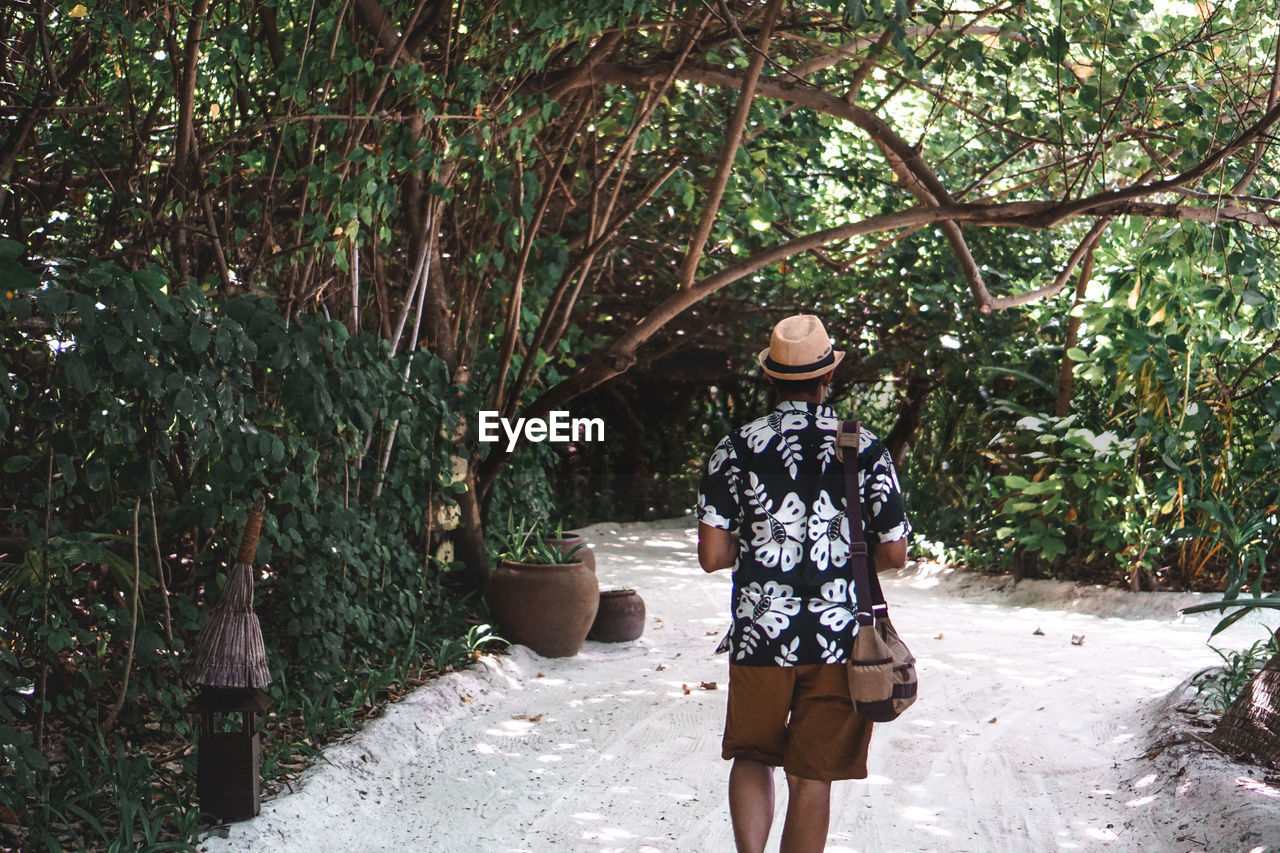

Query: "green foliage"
left=8, top=729, right=197, bottom=853
left=494, top=517, right=585, bottom=564
left=1191, top=629, right=1280, bottom=714
left=4, top=0, right=1280, bottom=841
left=901, top=219, right=1280, bottom=592
left=0, top=261, right=480, bottom=847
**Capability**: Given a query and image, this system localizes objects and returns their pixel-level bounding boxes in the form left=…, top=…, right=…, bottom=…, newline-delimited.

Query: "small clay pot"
left=487, top=560, right=599, bottom=657
left=588, top=588, right=645, bottom=643
left=546, top=532, right=596, bottom=573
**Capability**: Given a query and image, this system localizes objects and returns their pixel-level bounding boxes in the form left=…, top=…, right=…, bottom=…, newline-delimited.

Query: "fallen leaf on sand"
left=1071, top=634, right=1086, bottom=646
left=700, top=681, right=718, bottom=690
left=460, top=694, right=473, bottom=703
left=1033, top=627, right=1045, bottom=636
left=681, top=684, right=691, bottom=695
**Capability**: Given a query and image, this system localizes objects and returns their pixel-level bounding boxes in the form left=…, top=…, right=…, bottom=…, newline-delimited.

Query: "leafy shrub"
left=1191, top=630, right=1280, bottom=714
left=0, top=259, right=483, bottom=847
left=902, top=221, right=1280, bottom=591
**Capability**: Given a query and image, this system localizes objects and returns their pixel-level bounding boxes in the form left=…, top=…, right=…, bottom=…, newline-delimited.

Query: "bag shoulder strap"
left=837, top=420, right=887, bottom=624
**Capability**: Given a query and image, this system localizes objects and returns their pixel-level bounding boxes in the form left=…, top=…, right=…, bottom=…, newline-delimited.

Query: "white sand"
left=200, top=518, right=1280, bottom=853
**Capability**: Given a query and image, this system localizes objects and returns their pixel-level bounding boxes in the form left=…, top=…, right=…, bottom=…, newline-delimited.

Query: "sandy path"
left=200, top=519, right=1265, bottom=853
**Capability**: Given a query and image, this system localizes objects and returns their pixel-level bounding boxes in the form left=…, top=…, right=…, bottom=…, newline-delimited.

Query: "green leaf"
left=37, top=284, right=68, bottom=315
left=61, top=353, right=93, bottom=394
left=1047, top=26, right=1068, bottom=64
left=0, top=254, right=38, bottom=291
left=3, top=455, right=31, bottom=473
left=190, top=324, right=211, bottom=354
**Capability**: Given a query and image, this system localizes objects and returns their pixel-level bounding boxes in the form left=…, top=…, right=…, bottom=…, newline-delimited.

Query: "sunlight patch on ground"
left=641, top=538, right=687, bottom=549
left=581, top=825, right=635, bottom=841
left=1237, top=777, right=1280, bottom=800
left=202, top=521, right=1270, bottom=853
left=491, top=719, right=536, bottom=735
left=899, top=805, right=939, bottom=822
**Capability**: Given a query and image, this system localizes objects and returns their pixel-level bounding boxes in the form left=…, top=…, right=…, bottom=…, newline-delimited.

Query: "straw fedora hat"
left=757, top=314, right=845, bottom=381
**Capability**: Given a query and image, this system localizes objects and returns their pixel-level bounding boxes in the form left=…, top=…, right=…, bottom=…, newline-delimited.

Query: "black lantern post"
left=185, top=497, right=272, bottom=822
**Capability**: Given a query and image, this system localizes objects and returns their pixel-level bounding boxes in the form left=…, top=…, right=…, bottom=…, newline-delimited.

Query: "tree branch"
left=103, top=499, right=142, bottom=732
left=990, top=217, right=1111, bottom=311
left=0, top=32, right=92, bottom=212
left=674, top=0, right=785, bottom=291
left=1232, top=31, right=1280, bottom=195
left=174, top=0, right=210, bottom=179
left=567, top=60, right=1280, bottom=227
left=352, top=0, right=402, bottom=56
left=1056, top=235, right=1103, bottom=416
left=475, top=193, right=1277, bottom=485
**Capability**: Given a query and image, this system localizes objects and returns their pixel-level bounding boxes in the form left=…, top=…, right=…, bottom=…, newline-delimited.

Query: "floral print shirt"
left=696, top=400, right=911, bottom=667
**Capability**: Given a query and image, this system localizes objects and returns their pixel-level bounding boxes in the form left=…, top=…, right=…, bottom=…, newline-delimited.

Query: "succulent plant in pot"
left=543, top=521, right=597, bottom=572
left=486, top=519, right=599, bottom=658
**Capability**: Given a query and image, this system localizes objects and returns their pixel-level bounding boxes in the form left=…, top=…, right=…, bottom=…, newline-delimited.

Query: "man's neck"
left=776, top=393, right=824, bottom=405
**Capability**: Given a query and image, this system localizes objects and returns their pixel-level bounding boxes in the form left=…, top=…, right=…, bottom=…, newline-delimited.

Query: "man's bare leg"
left=779, top=773, right=831, bottom=853
left=729, top=758, right=775, bottom=853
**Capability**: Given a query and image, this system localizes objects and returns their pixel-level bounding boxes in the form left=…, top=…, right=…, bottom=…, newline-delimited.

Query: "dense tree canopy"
left=7, top=0, right=1280, bottom=499
left=3, top=0, right=1280, bottom=844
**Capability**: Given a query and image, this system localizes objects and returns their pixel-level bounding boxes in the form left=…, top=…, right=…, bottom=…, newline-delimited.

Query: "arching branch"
left=475, top=193, right=1274, bottom=496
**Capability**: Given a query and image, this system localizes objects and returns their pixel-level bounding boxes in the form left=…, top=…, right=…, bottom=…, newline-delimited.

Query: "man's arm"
left=874, top=537, right=908, bottom=571
left=698, top=523, right=739, bottom=573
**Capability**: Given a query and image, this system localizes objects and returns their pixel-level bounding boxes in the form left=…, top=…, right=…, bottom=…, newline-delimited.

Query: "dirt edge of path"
left=1124, top=681, right=1280, bottom=853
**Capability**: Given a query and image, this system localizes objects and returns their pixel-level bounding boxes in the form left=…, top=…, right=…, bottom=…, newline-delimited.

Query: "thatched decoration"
left=1211, top=647, right=1280, bottom=766
left=186, top=498, right=272, bottom=689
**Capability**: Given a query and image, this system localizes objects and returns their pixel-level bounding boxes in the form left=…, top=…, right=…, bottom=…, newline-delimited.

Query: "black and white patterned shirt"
left=696, top=400, right=911, bottom=667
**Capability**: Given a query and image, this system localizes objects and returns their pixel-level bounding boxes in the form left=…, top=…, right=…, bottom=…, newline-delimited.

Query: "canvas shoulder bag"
left=837, top=420, right=918, bottom=723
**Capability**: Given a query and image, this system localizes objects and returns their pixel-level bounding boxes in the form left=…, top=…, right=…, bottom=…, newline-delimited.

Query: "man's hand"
left=698, top=523, right=738, bottom=573
left=874, top=537, right=908, bottom=571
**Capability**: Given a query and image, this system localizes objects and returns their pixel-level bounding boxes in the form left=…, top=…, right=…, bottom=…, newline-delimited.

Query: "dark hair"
left=769, top=374, right=827, bottom=395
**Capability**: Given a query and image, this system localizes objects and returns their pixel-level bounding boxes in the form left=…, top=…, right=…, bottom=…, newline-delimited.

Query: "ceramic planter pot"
left=486, top=559, right=599, bottom=657
left=545, top=532, right=596, bottom=572
left=588, top=588, right=645, bottom=643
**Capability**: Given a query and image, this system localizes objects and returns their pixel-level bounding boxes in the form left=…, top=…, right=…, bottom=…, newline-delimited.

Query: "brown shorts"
left=722, top=662, right=873, bottom=782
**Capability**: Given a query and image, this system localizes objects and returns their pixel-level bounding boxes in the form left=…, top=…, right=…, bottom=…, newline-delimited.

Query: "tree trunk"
left=1211, top=645, right=1280, bottom=764
left=883, top=372, right=932, bottom=469
left=1055, top=227, right=1103, bottom=416
left=452, top=465, right=489, bottom=596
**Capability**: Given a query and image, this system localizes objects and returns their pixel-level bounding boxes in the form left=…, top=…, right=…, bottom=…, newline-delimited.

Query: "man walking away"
left=696, top=314, right=911, bottom=853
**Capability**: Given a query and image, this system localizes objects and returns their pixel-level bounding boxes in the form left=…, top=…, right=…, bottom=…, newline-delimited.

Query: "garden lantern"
left=185, top=497, right=272, bottom=822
